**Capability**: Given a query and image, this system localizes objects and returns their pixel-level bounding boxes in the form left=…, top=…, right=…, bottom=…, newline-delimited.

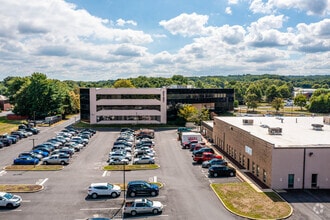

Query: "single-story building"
left=210, top=116, right=330, bottom=189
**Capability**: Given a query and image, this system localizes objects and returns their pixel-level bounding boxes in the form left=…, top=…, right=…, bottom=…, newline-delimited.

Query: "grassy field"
left=0, top=116, right=24, bottom=134
left=211, top=182, right=292, bottom=219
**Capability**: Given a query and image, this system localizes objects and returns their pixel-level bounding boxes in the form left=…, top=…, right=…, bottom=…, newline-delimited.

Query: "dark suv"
left=192, top=147, right=215, bottom=156
left=126, top=180, right=159, bottom=197
left=208, top=165, right=236, bottom=177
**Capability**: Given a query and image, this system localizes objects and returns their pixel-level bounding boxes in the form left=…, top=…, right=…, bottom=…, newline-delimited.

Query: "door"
left=311, top=174, right=318, bottom=188
left=288, top=174, right=294, bottom=188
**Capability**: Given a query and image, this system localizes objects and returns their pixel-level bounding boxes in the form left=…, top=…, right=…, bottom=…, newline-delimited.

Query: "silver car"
left=133, top=156, right=155, bottom=164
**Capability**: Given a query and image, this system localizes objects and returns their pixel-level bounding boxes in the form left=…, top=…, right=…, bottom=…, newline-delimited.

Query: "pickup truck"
left=123, top=198, right=164, bottom=216
left=42, top=154, right=70, bottom=165
left=193, top=152, right=222, bottom=164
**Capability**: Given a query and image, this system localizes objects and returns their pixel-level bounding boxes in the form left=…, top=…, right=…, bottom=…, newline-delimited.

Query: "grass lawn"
left=0, top=116, right=24, bottom=134
left=104, top=164, right=159, bottom=171
left=4, top=165, right=63, bottom=171
left=0, top=184, right=43, bottom=193
left=211, top=182, right=292, bottom=219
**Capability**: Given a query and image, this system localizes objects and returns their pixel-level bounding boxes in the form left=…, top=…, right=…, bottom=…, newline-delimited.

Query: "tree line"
left=0, top=73, right=330, bottom=121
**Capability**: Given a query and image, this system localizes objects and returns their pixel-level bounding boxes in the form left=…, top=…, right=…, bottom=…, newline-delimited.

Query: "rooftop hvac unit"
left=312, top=124, right=324, bottom=131
left=268, top=127, right=282, bottom=135
left=242, top=119, right=253, bottom=125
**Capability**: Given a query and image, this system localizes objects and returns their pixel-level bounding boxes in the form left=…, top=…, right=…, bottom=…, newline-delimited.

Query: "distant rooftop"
left=215, top=116, right=330, bottom=148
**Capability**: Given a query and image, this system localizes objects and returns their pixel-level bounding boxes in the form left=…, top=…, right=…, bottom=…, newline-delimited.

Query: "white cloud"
left=159, top=13, right=209, bottom=37
left=225, top=7, right=233, bottom=15
left=116, top=18, right=137, bottom=27
left=249, top=0, right=274, bottom=14
left=228, top=0, right=239, bottom=4
left=249, top=0, right=330, bottom=15
left=272, top=0, right=330, bottom=15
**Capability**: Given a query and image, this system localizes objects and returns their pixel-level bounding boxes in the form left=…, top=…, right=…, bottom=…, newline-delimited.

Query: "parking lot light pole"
left=122, top=163, right=126, bottom=220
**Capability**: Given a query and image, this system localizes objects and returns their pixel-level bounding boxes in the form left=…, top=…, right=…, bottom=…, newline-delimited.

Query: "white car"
left=0, top=192, right=22, bottom=208
left=88, top=183, right=121, bottom=199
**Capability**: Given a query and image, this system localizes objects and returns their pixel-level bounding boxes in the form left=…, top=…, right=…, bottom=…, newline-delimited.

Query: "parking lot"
left=0, top=118, right=329, bottom=220
left=0, top=118, right=242, bottom=220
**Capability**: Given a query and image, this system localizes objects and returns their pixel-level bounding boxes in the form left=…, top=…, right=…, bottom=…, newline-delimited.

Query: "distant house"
left=294, top=88, right=316, bottom=99
left=0, top=95, right=11, bottom=111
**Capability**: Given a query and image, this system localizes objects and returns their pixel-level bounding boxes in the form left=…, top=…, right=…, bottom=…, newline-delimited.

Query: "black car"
left=208, top=165, right=236, bottom=177
left=126, top=181, right=159, bottom=197
left=0, top=138, right=12, bottom=146
left=192, top=147, right=215, bottom=156
left=25, top=127, right=40, bottom=134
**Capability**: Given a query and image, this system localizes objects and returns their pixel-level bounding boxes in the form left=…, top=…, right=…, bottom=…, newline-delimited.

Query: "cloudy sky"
left=0, top=0, right=329, bottom=81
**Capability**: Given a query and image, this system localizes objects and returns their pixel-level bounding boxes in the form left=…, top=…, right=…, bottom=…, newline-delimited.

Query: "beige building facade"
left=212, top=116, right=330, bottom=189
left=87, top=88, right=167, bottom=124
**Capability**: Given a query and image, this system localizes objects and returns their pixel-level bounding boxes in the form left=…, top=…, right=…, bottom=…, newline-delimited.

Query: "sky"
left=0, top=0, right=330, bottom=81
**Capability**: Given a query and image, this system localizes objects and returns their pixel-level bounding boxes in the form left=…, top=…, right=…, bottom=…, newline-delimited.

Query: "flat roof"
left=215, top=116, right=330, bottom=148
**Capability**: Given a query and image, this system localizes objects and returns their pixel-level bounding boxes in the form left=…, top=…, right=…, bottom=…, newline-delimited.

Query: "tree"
left=265, top=85, right=279, bottom=102
left=246, top=83, right=262, bottom=102
left=294, top=94, right=307, bottom=110
left=113, top=79, right=135, bottom=88
left=177, top=104, right=198, bottom=122
left=245, top=93, right=258, bottom=111
left=277, top=84, right=292, bottom=99
left=307, top=89, right=330, bottom=113
left=271, top=97, right=284, bottom=113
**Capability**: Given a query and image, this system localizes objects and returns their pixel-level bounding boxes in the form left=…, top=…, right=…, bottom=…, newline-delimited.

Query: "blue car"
left=13, top=156, right=39, bottom=165
left=31, top=149, right=49, bottom=157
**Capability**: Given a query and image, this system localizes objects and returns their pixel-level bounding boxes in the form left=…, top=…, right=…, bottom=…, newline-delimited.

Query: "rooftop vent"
left=312, top=124, right=324, bottom=131
left=243, top=119, right=253, bottom=125
left=268, top=127, right=282, bottom=135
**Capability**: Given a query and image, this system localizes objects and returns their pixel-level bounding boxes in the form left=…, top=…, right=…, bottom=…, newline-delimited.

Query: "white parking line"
left=0, top=170, right=7, bottom=176
left=102, top=171, right=107, bottom=177
left=38, top=178, right=49, bottom=186
left=80, top=207, right=118, bottom=211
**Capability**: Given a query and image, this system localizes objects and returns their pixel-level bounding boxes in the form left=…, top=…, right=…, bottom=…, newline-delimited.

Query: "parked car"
left=0, top=137, right=12, bottom=146
left=0, top=134, right=18, bottom=144
left=18, top=152, right=43, bottom=160
left=208, top=165, right=236, bottom=177
left=202, top=158, right=227, bottom=168
left=192, top=147, right=215, bottom=156
left=124, top=198, right=163, bottom=216
left=31, top=149, right=49, bottom=157
left=133, top=156, right=155, bottom=164
left=25, top=127, right=40, bottom=134
left=13, top=156, right=39, bottom=165
left=88, top=183, right=121, bottom=199
left=0, top=192, right=22, bottom=208
left=127, top=181, right=159, bottom=197
left=108, top=157, right=129, bottom=165
left=0, top=141, right=4, bottom=148
left=42, top=154, right=70, bottom=165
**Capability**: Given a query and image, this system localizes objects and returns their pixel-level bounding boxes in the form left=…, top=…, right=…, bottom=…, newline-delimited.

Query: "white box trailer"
left=180, top=132, right=203, bottom=148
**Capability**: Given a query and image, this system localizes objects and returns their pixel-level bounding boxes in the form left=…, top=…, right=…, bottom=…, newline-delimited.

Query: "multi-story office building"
left=80, top=87, right=235, bottom=125
left=80, top=88, right=167, bottom=124
left=166, top=88, right=234, bottom=121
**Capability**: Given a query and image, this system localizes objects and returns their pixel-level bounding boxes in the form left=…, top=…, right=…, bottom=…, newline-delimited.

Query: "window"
left=263, top=169, right=266, bottom=183
left=256, top=165, right=260, bottom=177
left=252, top=162, right=255, bottom=174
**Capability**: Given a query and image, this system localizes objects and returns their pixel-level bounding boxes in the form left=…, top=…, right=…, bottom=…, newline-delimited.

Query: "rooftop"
left=215, top=116, right=330, bottom=148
